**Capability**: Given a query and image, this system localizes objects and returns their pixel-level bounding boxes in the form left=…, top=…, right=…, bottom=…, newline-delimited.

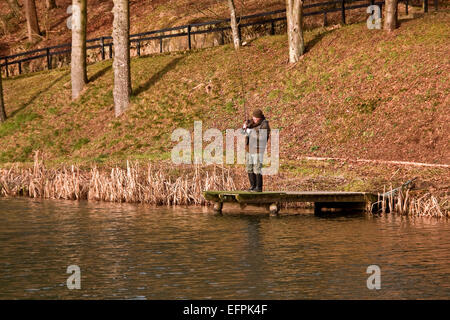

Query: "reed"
left=372, top=186, right=449, bottom=218
left=0, top=151, right=297, bottom=206
left=0, top=153, right=241, bottom=206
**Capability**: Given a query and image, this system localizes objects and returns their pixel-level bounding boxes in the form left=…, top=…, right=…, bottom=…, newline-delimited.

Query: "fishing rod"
left=235, top=43, right=248, bottom=122
left=232, top=5, right=250, bottom=131
left=194, top=2, right=249, bottom=127
left=235, top=44, right=254, bottom=137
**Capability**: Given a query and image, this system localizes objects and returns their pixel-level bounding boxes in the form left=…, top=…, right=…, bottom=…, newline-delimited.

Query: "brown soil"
left=0, top=0, right=419, bottom=56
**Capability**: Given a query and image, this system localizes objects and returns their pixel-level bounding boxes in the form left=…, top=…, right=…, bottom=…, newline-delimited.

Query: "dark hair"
left=252, top=109, right=264, bottom=118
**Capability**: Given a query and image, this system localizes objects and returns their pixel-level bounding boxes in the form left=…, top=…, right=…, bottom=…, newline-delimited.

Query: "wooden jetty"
left=203, top=190, right=379, bottom=215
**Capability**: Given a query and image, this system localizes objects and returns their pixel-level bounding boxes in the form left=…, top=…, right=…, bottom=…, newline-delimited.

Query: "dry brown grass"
left=0, top=154, right=304, bottom=206
left=372, top=186, right=449, bottom=218
left=0, top=152, right=241, bottom=206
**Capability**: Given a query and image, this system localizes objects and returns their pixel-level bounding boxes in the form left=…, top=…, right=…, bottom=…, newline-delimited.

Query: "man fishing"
left=242, top=109, right=271, bottom=192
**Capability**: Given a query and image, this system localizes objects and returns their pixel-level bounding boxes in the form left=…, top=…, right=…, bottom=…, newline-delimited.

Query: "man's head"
left=252, top=109, right=264, bottom=122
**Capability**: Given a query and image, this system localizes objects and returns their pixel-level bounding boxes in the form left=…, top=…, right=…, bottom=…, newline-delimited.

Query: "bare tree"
left=286, top=0, right=305, bottom=63
left=112, top=0, right=131, bottom=117
left=71, top=0, right=87, bottom=100
left=24, top=0, right=41, bottom=42
left=0, top=75, right=6, bottom=123
left=6, top=0, right=22, bottom=19
left=384, top=0, right=398, bottom=31
left=228, top=0, right=240, bottom=49
left=46, top=0, right=57, bottom=10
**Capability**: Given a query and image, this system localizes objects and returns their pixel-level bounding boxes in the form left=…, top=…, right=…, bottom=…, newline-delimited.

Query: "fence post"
left=137, top=40, right=141, bottom=56
left=4, top=58, right=8, bottom=78
left=187, top=25, right=192, bottom=50
left=341, top=0, right=346, bottom=24
left=109, top=43, right=113, bottom=59
left=101, top=37, right=105, bottom=60
left=323, top=11, right=327, bottom=26
left=270, top=20, right=275, bottom=35
left=18, top=62, right=22, bottom=75
left=46, top=48, right=52, bottom=70
left=406, top=0, right=409, bottom=15
left=160, top=36, right=163, bottom=53
left=238, top=24, right=242, bottom=42
left=434, top=0, right=437, bottom=11
left=424, top=0, right=428, bottom=12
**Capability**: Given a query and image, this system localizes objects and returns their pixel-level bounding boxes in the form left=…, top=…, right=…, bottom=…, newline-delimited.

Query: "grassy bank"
left=2, top=11, right=448, bottom=165
left=0, top=153, right=448, bottom=216
left=0, top=0, right=385, bottom=56
left=0, top=11, right=448, bottom=213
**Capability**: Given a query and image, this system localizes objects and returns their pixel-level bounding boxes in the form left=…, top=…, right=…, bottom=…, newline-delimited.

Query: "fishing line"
left=234, top=45, right=248, bottom=121
left=233, top=3, right=248, bottom=122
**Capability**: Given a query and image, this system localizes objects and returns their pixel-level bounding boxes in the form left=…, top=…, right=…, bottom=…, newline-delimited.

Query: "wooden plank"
left=203, top=192, right=221, bottom=202
left=203, top=190, right=378, bottom=204
left=219, top=194, right=239, bottom=203
left=284, top=191, right=378, bottom=204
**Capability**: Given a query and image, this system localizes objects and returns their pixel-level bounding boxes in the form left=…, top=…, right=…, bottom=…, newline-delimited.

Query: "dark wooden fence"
left=0, top=0, right=436, bottom=78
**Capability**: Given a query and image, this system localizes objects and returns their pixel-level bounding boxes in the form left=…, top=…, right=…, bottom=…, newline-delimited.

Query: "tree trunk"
left=228, top=0, right=240, bottom=49
left=0, top=75, right=6, bottom=123
left=6, top=0, right=22, bottom=19
left=71, top=0, right=87, bottom=100
left=24, top=0, right=41, bottom=42
left=46, top=0, right=57, bottom=10
left=112, top=0, right=131, bottom=117
left=286, top=0, right=305, bottom=63
left=384, top=0, right=398, bottom=31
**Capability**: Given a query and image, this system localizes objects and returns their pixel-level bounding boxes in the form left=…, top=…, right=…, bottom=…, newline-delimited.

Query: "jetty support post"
left=314, top=201, right=367, bottom=215
left=213, top=201, right=223, bottom=215
left=269, top=203, right=280, bottom=216
left=314, top=202, right=323, bottom=215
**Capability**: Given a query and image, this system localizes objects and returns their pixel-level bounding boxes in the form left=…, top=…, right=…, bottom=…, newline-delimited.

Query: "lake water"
left=0, top=197, right=449, bottom=299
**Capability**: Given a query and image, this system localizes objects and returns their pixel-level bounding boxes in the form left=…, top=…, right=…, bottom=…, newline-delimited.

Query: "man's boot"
left=247, top=173, right=256, bottom=191
left=255, top=174, right=263, bottom=192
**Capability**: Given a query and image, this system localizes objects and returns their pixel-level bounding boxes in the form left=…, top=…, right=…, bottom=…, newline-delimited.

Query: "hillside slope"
left=1, top=11, right=449, bottom=166
left=0, top=0, right=418, bottom=56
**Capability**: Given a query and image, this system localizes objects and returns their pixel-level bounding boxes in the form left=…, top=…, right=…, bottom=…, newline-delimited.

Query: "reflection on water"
left=0, top=197, right=449, bottom=299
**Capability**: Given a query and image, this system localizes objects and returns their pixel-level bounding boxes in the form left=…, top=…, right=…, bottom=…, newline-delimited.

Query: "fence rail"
left=0, top=0, right=435, bottom=78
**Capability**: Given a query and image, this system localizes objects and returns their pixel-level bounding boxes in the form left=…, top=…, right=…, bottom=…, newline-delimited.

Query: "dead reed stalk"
left=0, top=153, right=241, bottom=206
left=1, top=152, right=448, bottom=217
left=372, top=188, right=449, bottom=218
